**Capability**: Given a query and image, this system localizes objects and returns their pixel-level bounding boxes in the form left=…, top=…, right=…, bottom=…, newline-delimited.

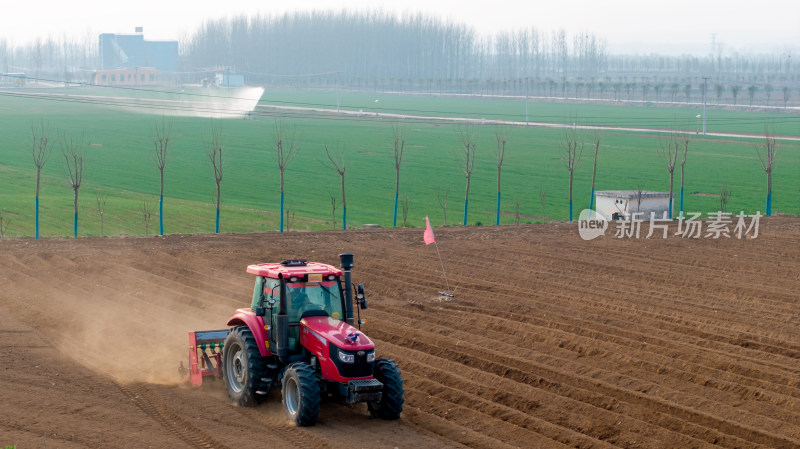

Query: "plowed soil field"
left=2, top=218, right=799, bottom=448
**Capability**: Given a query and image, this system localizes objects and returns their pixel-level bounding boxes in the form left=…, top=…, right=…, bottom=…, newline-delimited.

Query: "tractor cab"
left=248, top=259, right=348, bottom=353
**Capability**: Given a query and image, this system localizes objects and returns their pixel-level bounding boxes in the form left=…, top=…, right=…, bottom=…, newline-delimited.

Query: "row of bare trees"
left=21, top=117, right=782, bottom=239
left=30, top=122, right=85, bottom=239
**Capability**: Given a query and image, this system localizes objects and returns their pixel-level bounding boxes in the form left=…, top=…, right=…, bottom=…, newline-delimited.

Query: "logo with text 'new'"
left=578, top=209, right=608, bottom=240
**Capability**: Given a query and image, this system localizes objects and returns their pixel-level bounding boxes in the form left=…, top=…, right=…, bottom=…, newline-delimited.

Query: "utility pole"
left=702, top=76, right=709, bottom=135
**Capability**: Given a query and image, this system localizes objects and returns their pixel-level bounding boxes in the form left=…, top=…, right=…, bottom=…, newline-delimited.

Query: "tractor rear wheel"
left=368, top=358, right=404, bottom=420
left=223, top=326, right=268, bottom=407
left=281, top=362, right=320, bottom=426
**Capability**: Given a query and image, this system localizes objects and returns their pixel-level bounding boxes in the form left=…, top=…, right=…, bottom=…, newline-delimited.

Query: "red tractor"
left=185, top=253, right=404, bottom=426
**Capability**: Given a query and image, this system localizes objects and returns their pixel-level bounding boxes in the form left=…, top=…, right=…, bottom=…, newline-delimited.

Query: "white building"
left=595, top=190, right=674, bottom=220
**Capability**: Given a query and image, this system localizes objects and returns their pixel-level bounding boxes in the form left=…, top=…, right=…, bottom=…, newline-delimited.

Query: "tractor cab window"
left=262, top=278, right=280, bottom=310
left=286, top=281, right=344, bottom=322
left=251, top=276, right=264, bottom=310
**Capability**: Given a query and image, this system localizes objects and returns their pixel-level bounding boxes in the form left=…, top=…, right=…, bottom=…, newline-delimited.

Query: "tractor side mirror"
left=356, top=283, right=367, bottom=309
left=255, top=306, right=266, bottom=317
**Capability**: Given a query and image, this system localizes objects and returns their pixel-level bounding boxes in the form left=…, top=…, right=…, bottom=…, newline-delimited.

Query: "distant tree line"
left=181, top=11, right=607, bottom=84
left=0, top=11, right=794, bottom=87
left=0, top=10, right=797, bottom=106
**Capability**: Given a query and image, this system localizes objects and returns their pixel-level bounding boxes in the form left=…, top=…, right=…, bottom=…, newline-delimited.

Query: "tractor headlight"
left=366, top=351, right=375, bottom=363
left=337, top=349, right=355, bottom=364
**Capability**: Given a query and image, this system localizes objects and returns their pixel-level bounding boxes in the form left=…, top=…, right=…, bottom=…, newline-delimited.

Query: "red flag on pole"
left=424, top=216, right=436, bottom=245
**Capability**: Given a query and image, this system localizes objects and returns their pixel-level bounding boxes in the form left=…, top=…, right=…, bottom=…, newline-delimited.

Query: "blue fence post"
left=679, top=187, right=684, bottom=218
left=215, top=208, right=220, bottom=234
left=463, top=199, right=468, bottom=226
left=668, top=196, right=673, bottom=219
left=73, top=212, right=78, bottom=238
left=342, top=206, right=347, bottom=230
left=569, top=201, right=573, bottom=221
left=280, top=192, right=284, bottom=232
left=393, top=192, right=398, bottom=227
left=159, top=195, right=164, bottom=235
left=495, top=192, right=501, bottom=226
left=766, top=190, right=772, bottom=216
left=589, top=188, right=595, bottom=211
left=35, top=196, right=39, bottom=240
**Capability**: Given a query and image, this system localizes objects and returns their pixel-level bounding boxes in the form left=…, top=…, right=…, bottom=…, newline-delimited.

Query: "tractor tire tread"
left=223, top=326, right=270, bottom=407
left=368, top=358, right=404, bottom=420
left=282, top=362, right=321, bottom=427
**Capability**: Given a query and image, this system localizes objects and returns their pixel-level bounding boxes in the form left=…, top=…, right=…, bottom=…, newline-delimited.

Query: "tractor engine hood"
left=300, top=316, right=374, bottom=351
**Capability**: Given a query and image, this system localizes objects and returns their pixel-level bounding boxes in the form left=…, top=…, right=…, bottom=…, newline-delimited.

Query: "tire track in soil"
left=367, top=261, right=800, bottom=377
left=374, top=303, right=800, bottom=427
left=372, top=327, right=762, bottom=449
left=230, top=406, right=335, bottom=449
left=117, top=383, right=232, bottom=449
left=369, top=326, right=798, bottom=449
left=379, top=343, right=723, bottom=449
left=385, top=301, right=800, bottom=407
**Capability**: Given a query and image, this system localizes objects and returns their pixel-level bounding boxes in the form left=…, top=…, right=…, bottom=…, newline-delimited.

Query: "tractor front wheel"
left=223, top=326, right=268, bottom=407
left=282, top=362, right=320, bottom=426
left=368, top=358, right=404, bottom=420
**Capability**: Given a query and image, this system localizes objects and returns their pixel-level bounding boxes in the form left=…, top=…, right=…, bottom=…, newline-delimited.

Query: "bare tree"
left=714, top=83, right=724, bottom=104
left=207, top=122, right=224, bottom=234
left=456, top=125, right=477, bottom=225
left=436, top=188, right=449, bottom=225
left=765, top=84, right=773, bottom=105
left=562, top=124, right=583, bottom=221
left=391, top=124, right=405, bottom=227
left=0, top=211, right=9, bottom=240
left=153, top=118, right=171, bottom=236
left=321, top=144, right=346, bottom=230
left=782, top=86, right=790, bottom=108
left=61, top=131, right=85, bottom=238
left=284, top=206, right=295, bottom=232
left=538, top=186, right=547, bottom=220
left=657, top=134, right=679, bottom=218
left=273, top=121, right=300, bottom=232
left=677, top=132, right=691, bottom=217
left=719, top=186, right=731, bottom=213
left=755, top=128, right=777, bottom=216
left=747, top=85, right=757, bottom=107
left=32, top=121, right=51, bottom=240
left=730, top=85, right=741, bottom=106
left=329, top=194, right=337, bottom=230
left=670, top=82, right=679, bottom=102
left=514, top=201, right=520, bottom=226
left=589, top=131, right=601, bottom=210
left=495, top=127, right=508, bottom=226
left=95, top=191, right=106, bottom=237
left=653, top=83, right=663, bottom=102
left=401, top=196, right=410, bottom=227
left=141, top=201, right=153, bottom=236
left=634, top=184, right=645, bottom=215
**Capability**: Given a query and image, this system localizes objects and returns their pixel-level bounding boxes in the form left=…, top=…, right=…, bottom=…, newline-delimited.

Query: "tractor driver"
left=288, top=289, right=310, bottom=319
left=290, top=287, right=327, bottom=319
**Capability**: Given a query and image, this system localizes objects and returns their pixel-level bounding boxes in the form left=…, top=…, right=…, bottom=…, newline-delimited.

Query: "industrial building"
left=99, top=32, right=178, bottom=73
left=91, top=67, right=157, bottom=86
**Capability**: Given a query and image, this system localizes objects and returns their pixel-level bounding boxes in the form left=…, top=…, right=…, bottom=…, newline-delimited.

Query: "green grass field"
left=259, top=89, right=800, bottom=137
left=0, top=86, right=798, bottom=239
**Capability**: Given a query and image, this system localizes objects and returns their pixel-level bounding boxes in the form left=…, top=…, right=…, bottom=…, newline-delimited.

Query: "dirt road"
left=1, top=219, right=799, bottom=448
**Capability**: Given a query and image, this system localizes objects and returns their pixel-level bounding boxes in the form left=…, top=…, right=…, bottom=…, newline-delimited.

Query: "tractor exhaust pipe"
left=339, top=253, right=354, bottom=325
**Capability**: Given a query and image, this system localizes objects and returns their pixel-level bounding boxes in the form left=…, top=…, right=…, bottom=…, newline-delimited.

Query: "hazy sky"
left=3, top=0, right=798, bottom=55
